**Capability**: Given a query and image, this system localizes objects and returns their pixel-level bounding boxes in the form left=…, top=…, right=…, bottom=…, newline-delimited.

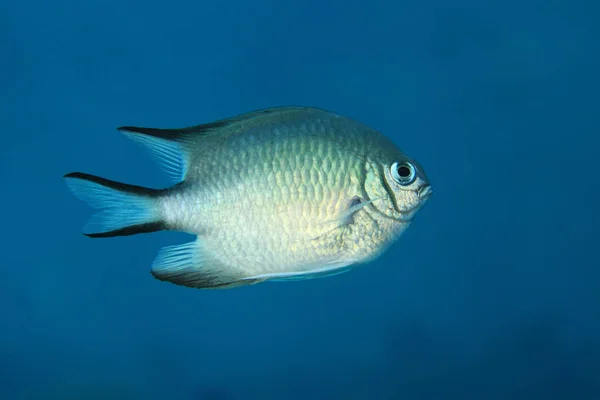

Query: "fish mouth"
left=418, top=184, right=433, bottom=201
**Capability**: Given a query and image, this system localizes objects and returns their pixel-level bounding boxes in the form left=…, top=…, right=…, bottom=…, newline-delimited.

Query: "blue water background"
left=1, top=0, right=599, bottom=398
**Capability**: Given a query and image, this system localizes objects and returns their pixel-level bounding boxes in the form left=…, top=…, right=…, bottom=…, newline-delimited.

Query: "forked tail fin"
left=63, top=172, right=165, bottom=238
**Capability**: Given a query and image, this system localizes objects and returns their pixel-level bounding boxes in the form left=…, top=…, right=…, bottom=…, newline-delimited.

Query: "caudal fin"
left=63, top=172, right=165, bottom=238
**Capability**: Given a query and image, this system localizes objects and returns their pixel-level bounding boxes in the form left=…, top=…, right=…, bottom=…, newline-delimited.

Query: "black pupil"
left=397, top=165, right=411, bottom=178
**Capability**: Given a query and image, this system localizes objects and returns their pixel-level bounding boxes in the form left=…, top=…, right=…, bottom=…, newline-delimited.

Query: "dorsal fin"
left=120, top=107, right=328, bottom=141
left=189, top=106, right=327, bottom=136
left=117, top=126, right=191, bottom=183
left=117, top=106, right=330, bottom=182
left=117, top=121, right=229, bottom=142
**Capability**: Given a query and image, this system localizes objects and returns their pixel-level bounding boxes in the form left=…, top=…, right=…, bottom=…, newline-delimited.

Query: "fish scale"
left=178, top=133, right=356, bottom=275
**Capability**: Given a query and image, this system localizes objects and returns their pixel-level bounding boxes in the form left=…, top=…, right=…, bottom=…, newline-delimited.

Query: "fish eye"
left=391, top=161, right=416, bottom=185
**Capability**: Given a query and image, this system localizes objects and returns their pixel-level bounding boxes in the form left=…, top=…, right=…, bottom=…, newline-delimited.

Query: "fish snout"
left=417, top=184, right=433, bottom=201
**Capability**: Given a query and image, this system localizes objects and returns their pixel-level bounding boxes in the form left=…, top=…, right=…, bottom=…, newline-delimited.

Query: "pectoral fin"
left=318, top=196, right=378, bottom=227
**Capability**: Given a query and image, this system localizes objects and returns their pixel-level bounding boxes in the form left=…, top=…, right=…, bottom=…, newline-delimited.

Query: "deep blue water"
left=1, top=0, right=599, bottom=398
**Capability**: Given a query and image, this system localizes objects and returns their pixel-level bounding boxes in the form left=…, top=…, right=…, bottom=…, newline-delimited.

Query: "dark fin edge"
left=115, top=107, right=316, bottom=142
left=63, top=172, right=161, bottom=197
left=117, top=121, right=228, bottom=142
left=85, top=221, right=166, bottom=238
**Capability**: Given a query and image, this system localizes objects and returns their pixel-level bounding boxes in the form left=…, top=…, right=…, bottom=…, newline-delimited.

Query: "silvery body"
left=64, top=106, right=432, bottom=289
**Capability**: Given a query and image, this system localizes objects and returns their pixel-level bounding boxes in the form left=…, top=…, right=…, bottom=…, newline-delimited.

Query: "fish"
left=64, top=106, right=432, bottom=289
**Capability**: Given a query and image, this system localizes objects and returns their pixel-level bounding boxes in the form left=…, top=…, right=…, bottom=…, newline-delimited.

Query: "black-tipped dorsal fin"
left=118, top=106, right=327, bottom=142
left=116, top=123, right=227, bottom=143
left=117, top=106, right=328, bottom=183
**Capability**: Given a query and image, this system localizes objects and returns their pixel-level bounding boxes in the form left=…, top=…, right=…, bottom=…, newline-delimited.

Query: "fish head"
left=364, top=153, right=432, bottom=223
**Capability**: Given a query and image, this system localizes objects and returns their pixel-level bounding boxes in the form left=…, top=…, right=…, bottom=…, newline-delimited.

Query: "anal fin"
left=150, top=239, right=261, bottom=289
